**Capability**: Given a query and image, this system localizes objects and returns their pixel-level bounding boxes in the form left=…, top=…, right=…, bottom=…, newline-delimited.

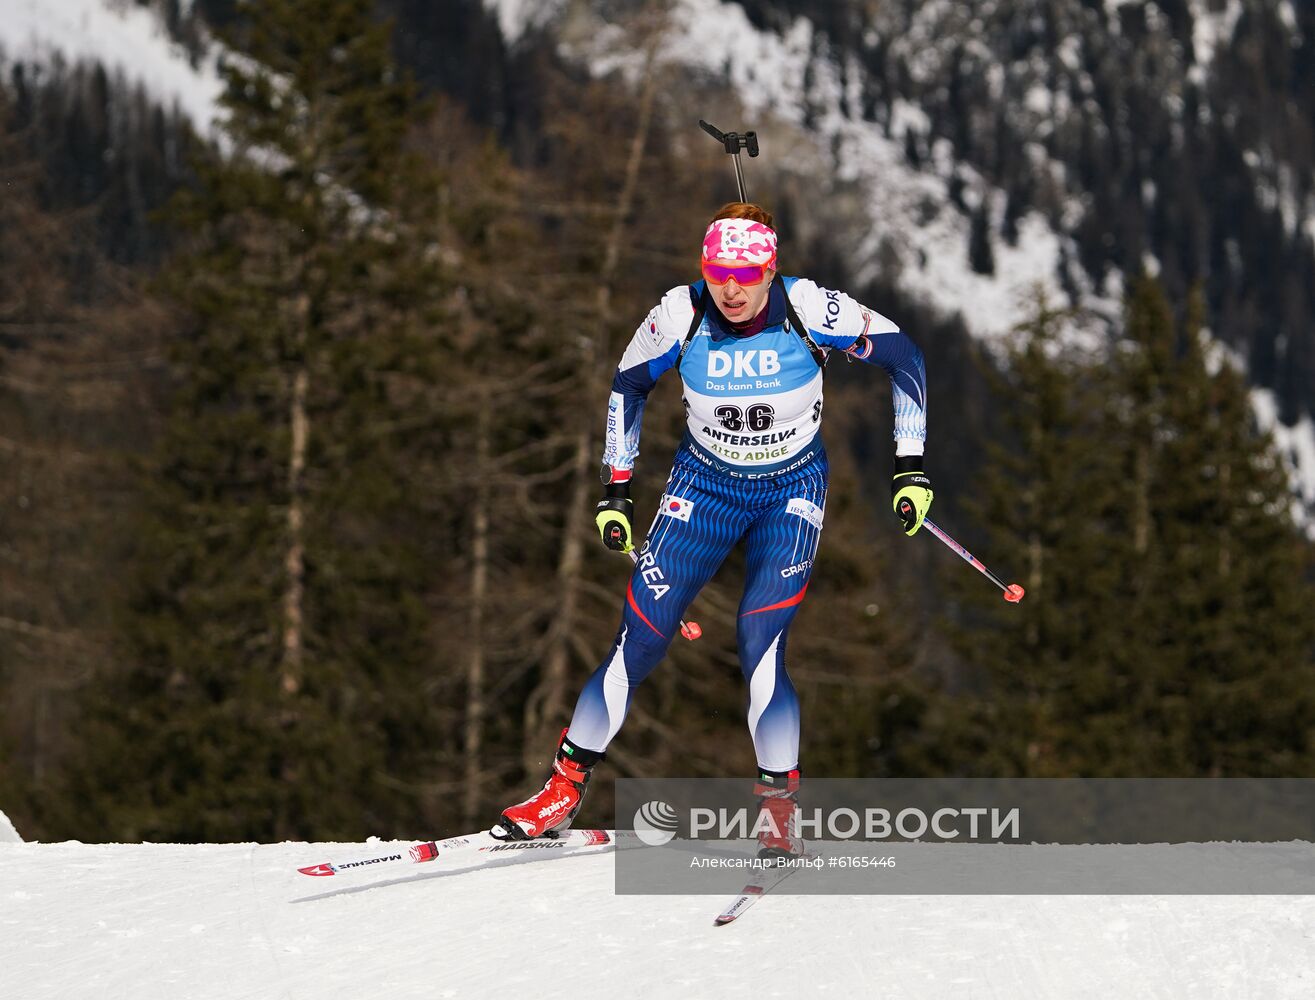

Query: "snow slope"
left=0, top=0, right=223, bottom=133
left=0, top=810, right=21, bottom=844
left=1, top=840, right=1313, bottom=999
left=6, top=0, right=1314, bottom=527
left=526, top=0, right=1315, bottom=535
left=539, top=0, right=1118, bottom=347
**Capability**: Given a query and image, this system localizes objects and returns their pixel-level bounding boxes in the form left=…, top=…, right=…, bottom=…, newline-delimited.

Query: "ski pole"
left=699, top=120, right=759, bottom=202
left=900, top=501, right=1025, bottom=604
left=628, top=549, right=703, bottom=639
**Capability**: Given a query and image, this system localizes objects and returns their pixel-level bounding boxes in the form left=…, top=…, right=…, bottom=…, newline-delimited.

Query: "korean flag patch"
left=660, top=495, right=695, bottom=522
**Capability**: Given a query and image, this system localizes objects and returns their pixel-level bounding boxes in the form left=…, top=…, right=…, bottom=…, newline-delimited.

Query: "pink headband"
left=702, top=218, right=777, bottom=267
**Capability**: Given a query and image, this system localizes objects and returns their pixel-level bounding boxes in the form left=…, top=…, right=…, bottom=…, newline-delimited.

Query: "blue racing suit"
left=567, top=276, right=927, bottom=772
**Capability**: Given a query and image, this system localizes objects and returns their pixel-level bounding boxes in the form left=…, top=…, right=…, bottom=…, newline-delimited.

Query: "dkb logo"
left=707, top=349, right=780, bottom=378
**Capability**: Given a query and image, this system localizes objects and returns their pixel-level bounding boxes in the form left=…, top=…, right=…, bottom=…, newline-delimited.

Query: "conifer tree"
left=968, top=202, right=995, bottom=276
left=0, top=87, right=166, bottom=838
left=950, top=280, right=1315, bottom=778
left=59, top=0, right=450, bottom=841
left=943, top=292, right=1128, bottom=775
left=1101, top=278, right=1315, bottom=775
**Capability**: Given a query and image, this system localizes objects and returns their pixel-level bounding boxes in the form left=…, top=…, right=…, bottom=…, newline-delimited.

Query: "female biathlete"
left=494, top=203, right=931, bottom=855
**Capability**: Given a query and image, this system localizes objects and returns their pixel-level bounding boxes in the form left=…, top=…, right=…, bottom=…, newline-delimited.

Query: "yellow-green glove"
left=891, top=457, right=933, bottom=536
left=595, top=482, right=635, bottom=552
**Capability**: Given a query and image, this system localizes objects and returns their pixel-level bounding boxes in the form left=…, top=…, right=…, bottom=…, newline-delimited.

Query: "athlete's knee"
left=609, top=609, right=672, bottom=679
left=737, top=615, right=791, bottom=680
left=626, top=629, right=672, bottom=672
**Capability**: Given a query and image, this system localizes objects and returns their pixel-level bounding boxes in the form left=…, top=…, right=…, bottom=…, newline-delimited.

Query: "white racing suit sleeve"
left=602, top=285, right=695, bottom=473
left=786, top=278, right=927, bottom=457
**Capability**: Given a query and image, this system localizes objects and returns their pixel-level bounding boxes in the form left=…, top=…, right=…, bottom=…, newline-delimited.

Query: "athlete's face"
left=709, top=263, right=775, bottom=324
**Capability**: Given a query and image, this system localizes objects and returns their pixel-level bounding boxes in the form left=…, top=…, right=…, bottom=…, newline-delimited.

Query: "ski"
left=296, top=828, right=616, bottom=877
left=713, top=860, right=802, bottom=926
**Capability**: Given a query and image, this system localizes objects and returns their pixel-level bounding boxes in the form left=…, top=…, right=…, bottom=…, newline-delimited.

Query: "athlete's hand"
left=891, top=457, right=933, bottom=536
left=595, top=483, right=635, bottom=552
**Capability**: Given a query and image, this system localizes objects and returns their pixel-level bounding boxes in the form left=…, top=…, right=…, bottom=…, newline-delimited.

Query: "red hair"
left=708, top=202, right=775, bottom=228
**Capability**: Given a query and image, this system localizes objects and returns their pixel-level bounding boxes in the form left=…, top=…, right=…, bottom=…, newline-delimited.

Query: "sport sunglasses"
left=701, top=260, right=774, bottom=286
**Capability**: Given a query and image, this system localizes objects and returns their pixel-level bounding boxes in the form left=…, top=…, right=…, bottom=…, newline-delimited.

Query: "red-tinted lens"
left=702, top=261, right=767, bottom=286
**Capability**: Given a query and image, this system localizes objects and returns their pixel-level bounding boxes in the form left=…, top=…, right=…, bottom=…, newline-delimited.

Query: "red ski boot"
left=753, top=767, right=803, bottom=858
left=494, top=730, right=604, bottom=840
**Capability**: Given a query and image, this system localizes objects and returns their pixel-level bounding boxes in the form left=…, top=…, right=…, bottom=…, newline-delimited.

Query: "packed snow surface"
left=0, top=810, right=21, bottom=844
left=1, top=840, right=1314, bottom=998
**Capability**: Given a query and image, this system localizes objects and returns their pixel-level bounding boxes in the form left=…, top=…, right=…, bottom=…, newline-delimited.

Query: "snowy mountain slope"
left=492, top=0, right=1315, bottom=533
left=0, top=0, right=223, bottom=133
left=569, top=0, right=1116, bottom=347
left=4, top=0, right=1313, bottom=528
left=2, top=840, right=1313, bottom=999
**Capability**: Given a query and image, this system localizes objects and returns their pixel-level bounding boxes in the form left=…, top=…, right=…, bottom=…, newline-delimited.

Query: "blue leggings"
left=567, top=451, right=828, bottom=772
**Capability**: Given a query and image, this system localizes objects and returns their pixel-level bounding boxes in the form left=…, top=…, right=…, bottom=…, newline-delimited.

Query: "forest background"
left=1, top=0, right=1312, bottom=842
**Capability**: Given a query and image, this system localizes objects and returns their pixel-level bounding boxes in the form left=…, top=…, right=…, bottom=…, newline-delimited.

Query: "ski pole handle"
left=628, top=549, right=702, bottom=639
left=908, top=507, right=1025, bottom=604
